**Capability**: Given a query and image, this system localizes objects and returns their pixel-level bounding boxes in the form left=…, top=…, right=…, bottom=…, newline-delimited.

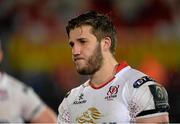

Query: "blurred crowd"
left=0, top=0, right=180, bottom=122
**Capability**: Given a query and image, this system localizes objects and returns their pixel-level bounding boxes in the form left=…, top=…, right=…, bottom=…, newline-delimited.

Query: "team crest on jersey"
left=0, top=89, right=8, bottom=101
left=76, top=107, right=101, bottom=123
left=73, top=93, right=87, bottom=104
left=105, top=85, right=119, bottom=101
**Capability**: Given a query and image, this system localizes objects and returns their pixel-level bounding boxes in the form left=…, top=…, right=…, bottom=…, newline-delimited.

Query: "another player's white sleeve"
left=58, top=92, right=71, bottom=123
left=19, top=86, right=45, bottom=121
left=125, top=76, right=169, bottom=120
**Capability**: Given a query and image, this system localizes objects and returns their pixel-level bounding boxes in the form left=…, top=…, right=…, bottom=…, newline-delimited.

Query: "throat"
left=89, top=64, right=118, bottom=88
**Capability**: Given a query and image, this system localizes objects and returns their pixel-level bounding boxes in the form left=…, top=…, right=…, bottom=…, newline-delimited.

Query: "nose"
left=72, top=44, right=81, bottom=56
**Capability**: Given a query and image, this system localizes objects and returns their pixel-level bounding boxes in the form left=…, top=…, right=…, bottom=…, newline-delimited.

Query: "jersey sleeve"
left=20, top=86, right=45, bottom=121
left=126, top=76, right=169, bottom=120
left=58, top=91, right=71, bottom=123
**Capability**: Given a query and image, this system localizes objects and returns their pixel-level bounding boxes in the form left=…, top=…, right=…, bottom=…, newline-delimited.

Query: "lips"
left=74, top=58, right=84, bottom=62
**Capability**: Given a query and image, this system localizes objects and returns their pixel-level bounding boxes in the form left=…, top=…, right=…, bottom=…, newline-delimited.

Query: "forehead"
left=69, top=26, right=96, bottom=41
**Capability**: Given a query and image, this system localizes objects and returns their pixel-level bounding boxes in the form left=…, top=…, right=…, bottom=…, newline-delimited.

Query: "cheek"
left=82, top=42, right=101, bottom=59
left=85, top=49, right=95, bottom=60
left=82, top=47, right=93, bottom=56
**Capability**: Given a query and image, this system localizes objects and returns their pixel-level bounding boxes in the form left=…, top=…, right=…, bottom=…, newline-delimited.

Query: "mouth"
left=74, top=58, right=84, bottom=62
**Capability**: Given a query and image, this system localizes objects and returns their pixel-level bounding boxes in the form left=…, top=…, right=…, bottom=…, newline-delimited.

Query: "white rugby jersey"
left=0, top=72, right=45, bottom=123
left=58, top=61, right=169, bottom=123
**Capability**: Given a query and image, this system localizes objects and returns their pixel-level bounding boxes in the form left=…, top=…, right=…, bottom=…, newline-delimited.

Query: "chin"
left=77, top=68, right=90, bottom=75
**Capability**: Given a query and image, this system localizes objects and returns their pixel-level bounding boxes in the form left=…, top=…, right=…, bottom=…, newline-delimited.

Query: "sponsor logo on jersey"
left=105, top=85, right=119, bottom=101
left=133, top=76, right=155, bottom=88
left=0, top=89, right=8, bottom=101
left=76, top=107, right=101, bottom=123
left=73, top=93, right=87, bottom=104
left=149, top=84, right=169, bottom=111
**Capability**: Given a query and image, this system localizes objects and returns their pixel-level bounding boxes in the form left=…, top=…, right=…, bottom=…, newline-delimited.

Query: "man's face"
left=68, top=26, right=103, bottom=75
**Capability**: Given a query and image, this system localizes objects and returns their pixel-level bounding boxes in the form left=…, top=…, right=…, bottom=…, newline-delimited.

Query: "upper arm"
left=20, top=86, right=57, bottom=123
left=21, top=86, right=45, bottom=120
left=127, top=76, right=170, bottom=122
left=135, top=84, right=169, bottom=122
left=136, top=114, right=169, bottom=123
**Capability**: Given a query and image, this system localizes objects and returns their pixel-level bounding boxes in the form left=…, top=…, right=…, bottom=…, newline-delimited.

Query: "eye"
left=79, top=40, right=86, bottom=44
left=69, top=42, right=74, bottom=48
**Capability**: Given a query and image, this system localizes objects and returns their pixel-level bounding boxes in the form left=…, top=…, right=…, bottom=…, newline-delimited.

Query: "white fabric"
left=0, top=73, right=45, bottom=123
left=58, top=66, right=168, bottom=123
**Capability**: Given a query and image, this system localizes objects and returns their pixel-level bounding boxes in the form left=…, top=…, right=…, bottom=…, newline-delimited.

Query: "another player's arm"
left=21, top=85, right=57, bottom=123
left=31, top=106, right=57, bottom=123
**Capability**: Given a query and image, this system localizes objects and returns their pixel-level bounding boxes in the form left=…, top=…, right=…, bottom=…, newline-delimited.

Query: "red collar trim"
left=115, top=61, right=129, bottom=73
left=89, top=61, right=129, bottom=89
left=90, top=77, right=115, bottom=89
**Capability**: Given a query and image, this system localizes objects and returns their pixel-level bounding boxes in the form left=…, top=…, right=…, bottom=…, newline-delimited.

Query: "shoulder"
left=3, top=73, right=28, bottom=90
left=3, top=73, right=35, bottom=95
left=58, top=83, right=84, bottom=116
left=64, top=79, right=90, bottom=99
left=120, top=68, right=164, bottom=106
left=123, top=68, right=166, bottom=99
left=63, top=84, right=84, bottom=103
left=127, top=68, right=169, bottom=96
left=121, top=68, right=169, bottom=119
left=122, top=68, right=156, bottom=89
left=115, top=67, right=156, bottom=95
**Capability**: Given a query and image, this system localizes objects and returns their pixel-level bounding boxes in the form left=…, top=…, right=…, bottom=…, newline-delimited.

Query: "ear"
left=101, top=37, right=112, bottom=52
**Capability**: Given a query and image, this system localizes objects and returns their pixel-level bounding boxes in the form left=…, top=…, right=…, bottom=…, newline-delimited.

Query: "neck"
left=89, top=58, right=118, bottom=87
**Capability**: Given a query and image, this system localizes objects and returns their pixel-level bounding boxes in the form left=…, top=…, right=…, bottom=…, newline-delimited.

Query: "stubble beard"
left=76, top=43, right=103, bottom=75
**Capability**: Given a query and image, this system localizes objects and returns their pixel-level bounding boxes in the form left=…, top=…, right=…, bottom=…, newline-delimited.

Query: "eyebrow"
left=77, top=38, right=88, bottom=41
left=69, top=38, right=87, bottom=43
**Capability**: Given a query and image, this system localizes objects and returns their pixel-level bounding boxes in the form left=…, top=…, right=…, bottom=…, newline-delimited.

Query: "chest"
left=69, top=85, right=130, bottom=123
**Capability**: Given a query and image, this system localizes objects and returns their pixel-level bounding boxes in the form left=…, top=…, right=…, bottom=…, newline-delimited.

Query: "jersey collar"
left=89, top=61, right=129, bottom=89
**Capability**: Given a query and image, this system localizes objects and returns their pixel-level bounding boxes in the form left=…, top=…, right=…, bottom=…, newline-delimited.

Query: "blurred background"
left=0, top=0, right=179, bottom=122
